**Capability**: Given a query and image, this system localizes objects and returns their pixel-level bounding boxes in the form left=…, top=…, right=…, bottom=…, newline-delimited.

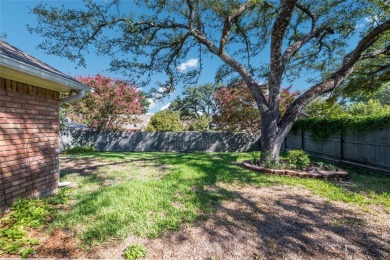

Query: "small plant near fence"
left=282, top=150, right=311, bottom=170
left=62, top=146, right=96, bottom=154
left=249, top=150, right=311, bottom=170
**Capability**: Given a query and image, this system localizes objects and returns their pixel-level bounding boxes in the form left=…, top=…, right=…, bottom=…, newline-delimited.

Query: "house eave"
left=0, top=54, right=91, bottom=93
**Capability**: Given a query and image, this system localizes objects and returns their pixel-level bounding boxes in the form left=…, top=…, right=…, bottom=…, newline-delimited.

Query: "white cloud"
left=160, top=102, right=171, bottom=111
left=147, top=98, right=156, bottom=109
left=177, top=58, right=198, bottom=72
left=365, top=15, right=379, bottom=23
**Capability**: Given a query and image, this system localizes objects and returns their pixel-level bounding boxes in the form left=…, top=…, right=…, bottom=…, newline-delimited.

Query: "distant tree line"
left=146, top=82, right=390, bottom=132
left=63, top=75, right=389, bottom=133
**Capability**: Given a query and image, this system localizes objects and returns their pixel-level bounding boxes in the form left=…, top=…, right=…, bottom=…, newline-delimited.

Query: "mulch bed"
left=242, top=161, right=349, bottom=180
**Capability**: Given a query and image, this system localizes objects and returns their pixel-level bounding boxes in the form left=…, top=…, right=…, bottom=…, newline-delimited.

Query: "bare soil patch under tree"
left=93, top=185, right=389, bottom=259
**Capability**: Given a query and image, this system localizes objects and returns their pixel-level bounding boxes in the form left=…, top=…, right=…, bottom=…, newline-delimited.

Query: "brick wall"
left=0, top=77, right=60, bottom=209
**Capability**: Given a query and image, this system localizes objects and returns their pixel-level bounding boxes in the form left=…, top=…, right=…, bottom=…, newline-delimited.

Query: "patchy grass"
left=55, top=153, right=231, bottom=246
left=2, top=151, right=387, bottom=258
left=54, top=152, right=390, bottom=248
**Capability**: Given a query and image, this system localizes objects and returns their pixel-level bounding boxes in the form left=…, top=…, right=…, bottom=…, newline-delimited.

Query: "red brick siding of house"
left=0, top=77, right=60, bottom=209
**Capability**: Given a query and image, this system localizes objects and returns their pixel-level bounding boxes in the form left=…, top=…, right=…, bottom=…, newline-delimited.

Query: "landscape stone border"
left=242, top=161, right=349, bottom=181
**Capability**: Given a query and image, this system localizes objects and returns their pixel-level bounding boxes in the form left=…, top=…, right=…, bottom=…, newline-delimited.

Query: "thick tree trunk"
left=260, top=112, right=285, bottom=164
left=258, top=107, right=299, bottom=166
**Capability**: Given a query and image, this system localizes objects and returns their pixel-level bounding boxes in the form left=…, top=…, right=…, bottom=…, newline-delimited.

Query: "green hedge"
left=294, top=113, right=390, bottom=140
left=61, top=146, right=96, bottom=154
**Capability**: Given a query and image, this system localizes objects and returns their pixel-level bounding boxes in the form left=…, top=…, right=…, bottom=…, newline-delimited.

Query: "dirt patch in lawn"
left=92, top=185, right=389, bottom=259
left=60, top=156, right=171, bottom=180
left=34, top=228, right=84, bottom=259
left=60, top=156, right=133, bottom=175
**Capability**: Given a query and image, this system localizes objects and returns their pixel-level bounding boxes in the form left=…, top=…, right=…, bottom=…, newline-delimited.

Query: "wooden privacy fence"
left=60, top=127, right=390, bottom=173
left=60, top=130, right=261, bottom=153
left=284, top=126, right=390, bottom=173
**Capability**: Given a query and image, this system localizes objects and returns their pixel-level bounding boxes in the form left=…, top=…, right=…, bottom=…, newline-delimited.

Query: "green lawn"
left=2, top=151, right=389, bottom=257
left=55, top=152, right=390, bottom=246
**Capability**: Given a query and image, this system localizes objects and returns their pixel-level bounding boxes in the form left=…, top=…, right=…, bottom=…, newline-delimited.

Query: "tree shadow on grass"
left=55, top=152, right=389, bottom=258
left=173, top=153, right=389, bottom=258
left=60, top=156, right=159, bottom=178
left=160, top=152, right=390, bottom=202
left=339, top=167, right=390, bottom=198
left=191, top=187, right=390, bottom=259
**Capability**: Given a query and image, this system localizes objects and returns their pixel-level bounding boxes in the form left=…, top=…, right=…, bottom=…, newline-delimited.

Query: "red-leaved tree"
left=214, top=84, right=300, bottom=133
left=64, top=75, right=146, bottom=130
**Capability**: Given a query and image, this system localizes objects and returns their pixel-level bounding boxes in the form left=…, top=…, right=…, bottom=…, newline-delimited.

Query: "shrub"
left=123, top=244, right=147, bottom=260
left=62, top=146, right=96, bottom=154
left=283, top=149, right=310, bottom=170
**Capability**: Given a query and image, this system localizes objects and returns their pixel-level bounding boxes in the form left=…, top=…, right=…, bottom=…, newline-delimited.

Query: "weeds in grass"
left=0, top=189, right=70, bottom=258
left=250, top=151, right=260, bottom=164
left=123, top=244, right=147, bottom=260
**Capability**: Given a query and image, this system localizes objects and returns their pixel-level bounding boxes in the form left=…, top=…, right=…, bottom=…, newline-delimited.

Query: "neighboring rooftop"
left=0, top=40, right=91, bottom=92
left=124, top=114, right=152, bottom=131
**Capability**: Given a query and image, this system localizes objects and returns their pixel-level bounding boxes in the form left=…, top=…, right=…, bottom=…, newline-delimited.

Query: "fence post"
left=301, top=129, right=305, bottom=150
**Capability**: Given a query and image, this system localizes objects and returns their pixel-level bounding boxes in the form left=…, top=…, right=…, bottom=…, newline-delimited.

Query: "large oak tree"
left=29, top=0, right=390, bottom=163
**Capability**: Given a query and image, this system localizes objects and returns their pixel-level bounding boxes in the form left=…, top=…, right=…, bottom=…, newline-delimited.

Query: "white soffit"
left=0, top=55, right=91, bottom=93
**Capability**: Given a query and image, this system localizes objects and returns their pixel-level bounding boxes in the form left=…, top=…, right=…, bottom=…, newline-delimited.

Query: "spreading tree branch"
left=280, top=19, right=390, bottom=131
left=268, top=0, right=297, bottom=114
left=360, top=44, right=390, bottom=59
left=219, top=0, right=253, bottom=55
left=185, top=4, right=269, bottom=111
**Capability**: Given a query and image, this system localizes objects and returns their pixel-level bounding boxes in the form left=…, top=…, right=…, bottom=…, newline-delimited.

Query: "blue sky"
left=0, top=0, right=370, bottom=113
left=0, top=0, right=222, bottom=112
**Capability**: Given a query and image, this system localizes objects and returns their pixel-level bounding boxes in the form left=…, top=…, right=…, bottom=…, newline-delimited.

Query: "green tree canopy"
left=146, top=110, right=183, bottom=132
left=303, top=98, right=346, bottom=118
left=346, top=99, right=390, bottom=116
left=187, top=115, right=211, bottom=131
left=343, top=82, right=390, bottom=106
left=168, top=83, right=217, bottom=120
